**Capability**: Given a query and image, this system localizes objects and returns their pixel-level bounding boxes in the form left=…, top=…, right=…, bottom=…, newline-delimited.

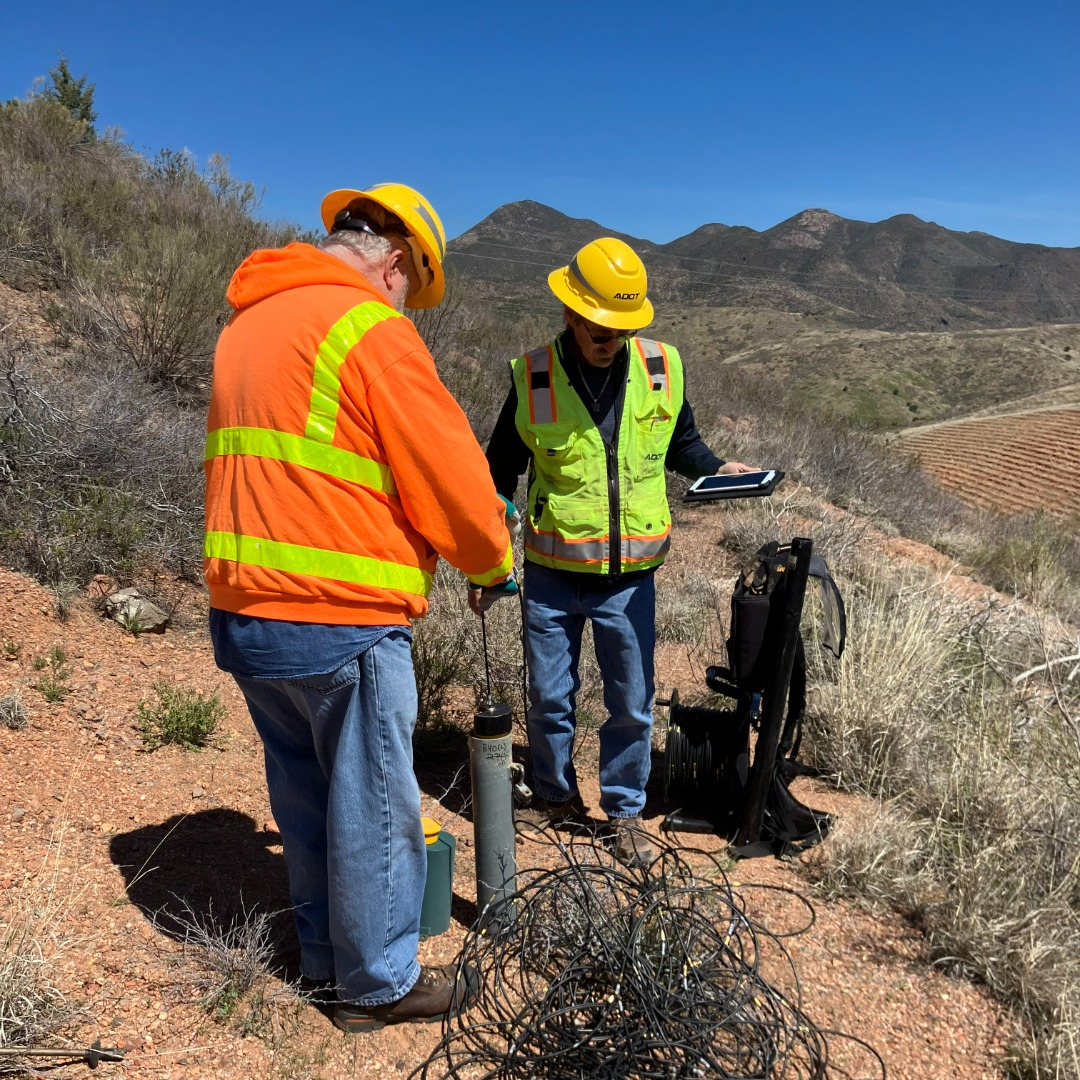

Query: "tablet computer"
left=682, top=469, right=784, bottom=502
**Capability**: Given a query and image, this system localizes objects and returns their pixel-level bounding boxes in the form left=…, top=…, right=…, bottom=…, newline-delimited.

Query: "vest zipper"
left=607, top=368, right=626, bottom=577
left=606, top=441, right=620, bottom=576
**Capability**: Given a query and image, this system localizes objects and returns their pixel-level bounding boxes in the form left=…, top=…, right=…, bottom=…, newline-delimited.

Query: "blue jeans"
left=522, top=563, right=656, bottom=818
left=232, top=629, right=423, bottom=1006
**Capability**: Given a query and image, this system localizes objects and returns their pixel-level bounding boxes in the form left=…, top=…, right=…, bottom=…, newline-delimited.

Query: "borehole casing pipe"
left=469, top=702, right=517, bottom=923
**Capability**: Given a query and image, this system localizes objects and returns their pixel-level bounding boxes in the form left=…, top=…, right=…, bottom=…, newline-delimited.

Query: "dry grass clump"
left=0, top=826, right=88, bottom=1070
left=655, top=568, right=720, bottom=646
left=413, top=564, right=490, bottom=729
left=162, top=896, right=289, bottom=1032
left=957, top=511, right=1080, bottom=622
left=0, top=342, right=206, bottom=591
left=0, top=692, right=29, bottom=731
left=803, top=555, right=1080, bottom=1078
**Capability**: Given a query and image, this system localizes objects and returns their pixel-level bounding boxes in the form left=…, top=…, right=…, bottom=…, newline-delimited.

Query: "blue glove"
left=468, top=575, right=518, bottom=614
left=468, top=497, right=522, bottom=614
left=499, top=494, right=522, bottom=546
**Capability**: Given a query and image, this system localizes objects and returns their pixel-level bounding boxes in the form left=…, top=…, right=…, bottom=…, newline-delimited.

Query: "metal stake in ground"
left=0, top=1040, right=125, bottom=1069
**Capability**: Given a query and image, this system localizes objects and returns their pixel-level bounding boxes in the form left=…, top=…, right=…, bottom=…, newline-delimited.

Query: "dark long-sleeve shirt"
left=485, top=330, right=723, bottom=501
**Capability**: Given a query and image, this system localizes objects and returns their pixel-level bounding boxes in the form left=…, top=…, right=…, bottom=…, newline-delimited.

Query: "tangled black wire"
left=410, top=831, right=884, bottom=1080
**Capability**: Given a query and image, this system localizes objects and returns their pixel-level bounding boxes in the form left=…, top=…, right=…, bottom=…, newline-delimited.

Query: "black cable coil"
left=411, top=832, right=884, bottom=1079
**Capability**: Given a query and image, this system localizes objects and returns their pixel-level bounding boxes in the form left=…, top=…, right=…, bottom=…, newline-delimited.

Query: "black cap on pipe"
left=473, top=702, right=512, bottom=738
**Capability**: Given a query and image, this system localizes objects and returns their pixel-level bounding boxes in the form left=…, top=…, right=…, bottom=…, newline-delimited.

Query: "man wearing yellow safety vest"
left=204, top=183, right=513, bottom=1032
left=474, top=237, right=754, bottom=868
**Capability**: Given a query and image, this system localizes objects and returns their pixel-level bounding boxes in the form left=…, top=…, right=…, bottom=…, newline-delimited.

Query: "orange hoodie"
left=204, top=242, right=511, bottom=624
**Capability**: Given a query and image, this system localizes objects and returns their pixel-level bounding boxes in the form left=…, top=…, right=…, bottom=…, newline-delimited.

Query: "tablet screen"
left=689, top=471, right=775, bottom=493
left=682, top=470, right=784, bottom=502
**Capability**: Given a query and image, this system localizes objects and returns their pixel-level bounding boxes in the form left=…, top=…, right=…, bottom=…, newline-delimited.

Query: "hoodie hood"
left=226, top=242, right=380, bottom=312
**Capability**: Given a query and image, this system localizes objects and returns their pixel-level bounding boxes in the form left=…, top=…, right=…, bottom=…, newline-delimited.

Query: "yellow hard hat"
left=548, top=237, right=654, bottom=331
left=320, top=182, right=446, bottom=309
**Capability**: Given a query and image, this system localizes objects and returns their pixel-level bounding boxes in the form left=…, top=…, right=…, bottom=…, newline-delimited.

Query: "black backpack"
left=709, top=540, right=846, bottom=856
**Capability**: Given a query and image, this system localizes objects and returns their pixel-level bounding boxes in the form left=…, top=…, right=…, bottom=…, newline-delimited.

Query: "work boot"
left=332, top=963, right=477, bottom=1034
left=515, top=792, right=587, bottom=834
left=610, top=816, right=657, bottom=869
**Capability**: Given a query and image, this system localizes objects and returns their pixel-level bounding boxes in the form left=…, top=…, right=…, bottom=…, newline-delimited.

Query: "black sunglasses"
left=585, top=325, right=638, bottom=345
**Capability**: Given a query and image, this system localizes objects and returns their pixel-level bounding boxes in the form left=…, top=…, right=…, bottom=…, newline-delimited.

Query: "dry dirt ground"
left=0, top=537, right=1018, bottom=1079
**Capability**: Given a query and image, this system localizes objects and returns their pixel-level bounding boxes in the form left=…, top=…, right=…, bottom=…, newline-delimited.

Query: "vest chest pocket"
left=529, top=422, right=585, bottom=489
left=633, top=400, right=674, bottom=478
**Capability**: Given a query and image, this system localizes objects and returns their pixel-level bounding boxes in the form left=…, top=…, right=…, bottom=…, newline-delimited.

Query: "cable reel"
left=660, top=688, right=750, bottom=809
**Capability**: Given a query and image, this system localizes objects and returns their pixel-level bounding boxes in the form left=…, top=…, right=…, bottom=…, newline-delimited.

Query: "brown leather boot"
left=610, top=816, right=657, bottom=869
left=332, top=963, right=476, bottom=1033
left=514, top=793, right=587, bottom=834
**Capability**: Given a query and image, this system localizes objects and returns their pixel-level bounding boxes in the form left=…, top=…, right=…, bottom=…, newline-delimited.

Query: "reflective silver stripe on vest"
left=525, top=345, right=556, bottom=425
left=622, top=531, right=671, bottom=562
left=636, top=339, right=669, bottom=396
left=523, top=522, right=670, bottom=566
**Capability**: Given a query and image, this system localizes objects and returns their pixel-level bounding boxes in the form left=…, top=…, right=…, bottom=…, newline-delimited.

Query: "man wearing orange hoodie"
left=204, top=183, right=512, bottom=1033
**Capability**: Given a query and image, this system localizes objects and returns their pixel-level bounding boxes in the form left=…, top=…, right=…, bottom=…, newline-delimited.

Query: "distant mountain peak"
left=767, top=208, right=846, bottom=249
left=791, top=208, right=843, bottom=230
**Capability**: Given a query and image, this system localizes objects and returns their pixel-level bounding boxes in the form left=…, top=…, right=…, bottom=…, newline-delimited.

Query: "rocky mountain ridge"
left=449, top=201, right=1080, bottom=331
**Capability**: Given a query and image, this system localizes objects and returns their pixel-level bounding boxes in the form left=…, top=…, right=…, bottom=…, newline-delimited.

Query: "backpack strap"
left=777, top=635, right=806, bottom=761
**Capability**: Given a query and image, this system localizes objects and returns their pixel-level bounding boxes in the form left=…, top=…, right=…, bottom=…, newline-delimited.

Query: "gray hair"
left=316, top=227, right=394, bottom=268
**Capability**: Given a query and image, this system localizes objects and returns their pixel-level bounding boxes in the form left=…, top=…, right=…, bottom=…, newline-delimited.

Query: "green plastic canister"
left=419, top=817, right=455, bottom=939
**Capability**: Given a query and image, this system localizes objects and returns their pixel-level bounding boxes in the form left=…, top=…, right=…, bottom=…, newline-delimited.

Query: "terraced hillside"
left=899, top=405, right=1080, bottom=517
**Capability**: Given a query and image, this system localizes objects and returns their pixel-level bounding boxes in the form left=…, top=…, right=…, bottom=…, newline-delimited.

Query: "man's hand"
left=468, top=576, right=518, bottom=615
left=468, top=585, right=501, bottom=614
left=468, top=498, right=522, bottom=615
left=717, top=461, right=757, bottom=475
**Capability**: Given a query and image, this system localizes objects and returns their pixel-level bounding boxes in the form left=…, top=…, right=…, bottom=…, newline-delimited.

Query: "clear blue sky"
left=3, top=0, right=1078, bottom=248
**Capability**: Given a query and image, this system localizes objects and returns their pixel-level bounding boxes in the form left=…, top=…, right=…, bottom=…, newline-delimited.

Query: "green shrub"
left=31, top=646, right=70, bottom=703
left=137, top=681, right=224, bottom=750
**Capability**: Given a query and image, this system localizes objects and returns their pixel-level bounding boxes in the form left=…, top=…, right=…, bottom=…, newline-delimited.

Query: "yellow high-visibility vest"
left=512, top=336, right=685, bottom=575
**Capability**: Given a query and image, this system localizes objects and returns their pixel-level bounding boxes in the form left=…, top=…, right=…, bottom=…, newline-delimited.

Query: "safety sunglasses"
left=581, top=320, right=638, bottom=345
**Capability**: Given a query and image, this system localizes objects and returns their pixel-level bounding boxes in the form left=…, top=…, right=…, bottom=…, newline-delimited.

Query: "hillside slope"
left=0, top=542, right=1015, bottom=1078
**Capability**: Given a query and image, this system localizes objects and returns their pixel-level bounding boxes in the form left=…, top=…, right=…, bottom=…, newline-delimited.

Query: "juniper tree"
left=43, top=54, right=97, bottom=136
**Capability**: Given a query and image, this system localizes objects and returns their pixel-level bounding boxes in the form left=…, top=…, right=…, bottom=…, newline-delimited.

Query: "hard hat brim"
left=548, top=266, right=653, bottom=331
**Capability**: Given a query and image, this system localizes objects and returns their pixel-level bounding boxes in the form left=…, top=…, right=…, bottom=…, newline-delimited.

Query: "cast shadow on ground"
left=108, top=807, right=303, bottom=979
